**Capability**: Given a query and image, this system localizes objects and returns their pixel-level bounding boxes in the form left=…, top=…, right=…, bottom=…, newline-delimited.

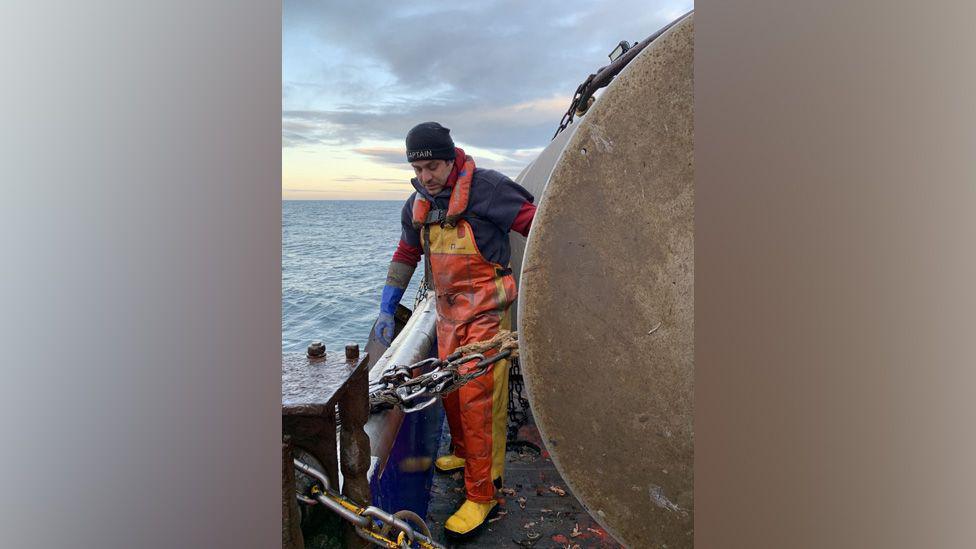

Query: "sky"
left=283, top=0, right=693, bottom=200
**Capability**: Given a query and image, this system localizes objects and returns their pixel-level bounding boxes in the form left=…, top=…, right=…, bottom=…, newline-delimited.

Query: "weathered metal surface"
left=282, top=351, right=367, bottom=417
left=283, top=352, right=371, bottom=548
left=282, top=438, right=306, bottom=549
left=516, top=14, right=694, bottom=549
left=339, top=367, right=371, bottom=548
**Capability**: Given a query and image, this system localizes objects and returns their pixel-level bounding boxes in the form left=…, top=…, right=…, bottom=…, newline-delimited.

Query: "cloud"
left=286, top=0, right=690, bottom=100
left=283, top=0, right=693, bottom=187
left=333, top=175, right=409, bottom=185
left=351, top=147, right=407, bottom=166
left=281, top=187, right=362, bottom=194
left=283, top=92, right=567, bottom=150
left=281, top=114, right=344, bottom=146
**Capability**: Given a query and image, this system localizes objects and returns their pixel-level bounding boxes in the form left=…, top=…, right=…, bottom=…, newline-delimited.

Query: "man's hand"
left=374, top=311, right=396, bottom=346
left=376, top=261, right=414, bottom=347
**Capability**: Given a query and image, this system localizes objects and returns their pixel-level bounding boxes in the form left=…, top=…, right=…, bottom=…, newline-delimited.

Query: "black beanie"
left=405, top=122, right=456, bottom=162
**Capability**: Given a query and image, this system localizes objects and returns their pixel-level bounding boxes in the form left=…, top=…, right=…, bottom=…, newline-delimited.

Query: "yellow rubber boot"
left=434, top=454, right=465, bottom=473
left=444, top=499, right=498, bottom=538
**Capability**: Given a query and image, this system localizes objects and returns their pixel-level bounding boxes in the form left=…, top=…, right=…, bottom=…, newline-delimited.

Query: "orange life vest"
left=411, top=155, right=475, bottom=230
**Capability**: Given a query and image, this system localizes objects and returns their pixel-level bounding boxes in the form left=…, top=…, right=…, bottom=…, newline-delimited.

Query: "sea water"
left=282, top=200, right=422, bottom=352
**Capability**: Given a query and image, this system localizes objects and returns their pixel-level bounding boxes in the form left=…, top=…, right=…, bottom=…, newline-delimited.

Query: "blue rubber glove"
left=375, top=284, right=405, bottom=346
left=374, top=311, right=395, bottom=346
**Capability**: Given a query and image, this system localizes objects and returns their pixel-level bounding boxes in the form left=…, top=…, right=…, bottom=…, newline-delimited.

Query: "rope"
left=453, top=329, right=519, bottom=358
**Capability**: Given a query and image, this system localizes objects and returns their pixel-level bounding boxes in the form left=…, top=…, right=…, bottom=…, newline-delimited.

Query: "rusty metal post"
left=307, top=341, right=326, bottom=358
left=283, top=349, right=371, bottom=546
left=345, top=343, right=360, bottom=361
left=283, top=404, right=340, bottom=491
left=338, top=356, right=371, bottom=548
left=282, top=403, right=340, bottom=546
left=282, top=437, right=305, bottom=549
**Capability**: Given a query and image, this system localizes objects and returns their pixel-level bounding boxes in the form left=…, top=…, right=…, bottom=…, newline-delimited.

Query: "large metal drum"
left=512, top=13, right=693, bottom=548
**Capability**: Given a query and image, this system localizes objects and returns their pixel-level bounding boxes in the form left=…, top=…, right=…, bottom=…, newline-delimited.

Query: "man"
left=375, top=122, right=536, bottom=538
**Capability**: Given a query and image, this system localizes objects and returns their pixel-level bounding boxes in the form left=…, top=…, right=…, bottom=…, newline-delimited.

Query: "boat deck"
left=425, top=414, right=623, bottom=548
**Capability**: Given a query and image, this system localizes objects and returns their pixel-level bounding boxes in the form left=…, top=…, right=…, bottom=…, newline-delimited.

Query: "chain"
left=552, top=75, right=594, bottom=140
left=552, top=12, right=691, bottom=140
left=294, top=459, right=443, bottom=549
left=369, top=331, right=519, bottom=414
left=506, top=356, right=531, bottom=442
left=413, top=275, right=431, bottom=310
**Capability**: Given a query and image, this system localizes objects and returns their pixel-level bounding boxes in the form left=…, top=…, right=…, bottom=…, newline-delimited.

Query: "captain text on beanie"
left=405, top=122, right=456, bottom=162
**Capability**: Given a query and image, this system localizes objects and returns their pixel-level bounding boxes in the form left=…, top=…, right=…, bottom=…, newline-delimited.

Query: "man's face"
left=411, top=159, right=454, bottom=195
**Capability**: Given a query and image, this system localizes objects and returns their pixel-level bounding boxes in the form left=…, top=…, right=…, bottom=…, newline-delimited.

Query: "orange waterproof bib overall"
left=420, top=216, right=516, bottom=502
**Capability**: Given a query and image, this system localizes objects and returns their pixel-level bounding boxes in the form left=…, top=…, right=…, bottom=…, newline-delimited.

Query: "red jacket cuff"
left=392, top=239, right=422, bottom=266
left=511, top=202, right=536, bottom=236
